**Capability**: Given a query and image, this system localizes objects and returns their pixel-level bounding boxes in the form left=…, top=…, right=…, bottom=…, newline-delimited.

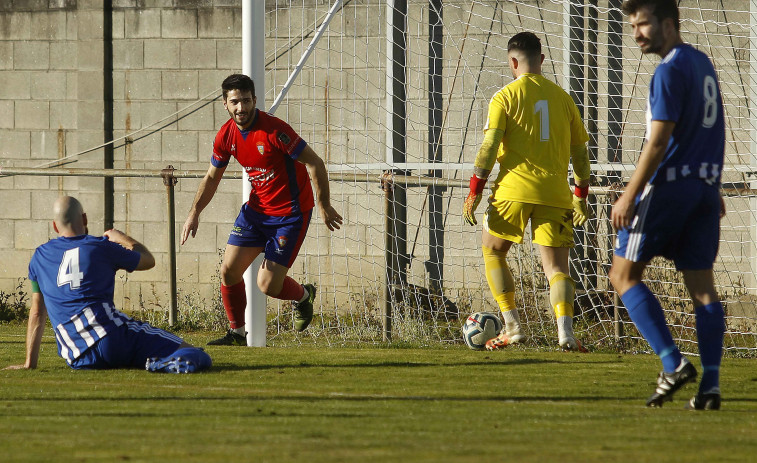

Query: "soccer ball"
left=462, top=312, right=503, bottom=350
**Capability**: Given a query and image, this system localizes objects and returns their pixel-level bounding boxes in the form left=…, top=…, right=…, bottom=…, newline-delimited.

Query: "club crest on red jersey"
left=256, top=142, right=265, bottom=155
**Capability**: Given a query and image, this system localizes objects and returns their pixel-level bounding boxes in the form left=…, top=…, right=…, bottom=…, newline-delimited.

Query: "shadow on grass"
left=0, top=393, right=646, bottom=404
left=21, top=394, right=757, bottom=410
left=210, top=357, right=562, bottom=372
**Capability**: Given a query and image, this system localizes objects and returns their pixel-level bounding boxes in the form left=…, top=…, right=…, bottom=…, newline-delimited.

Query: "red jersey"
left=212, top=110, right=314, bottom=216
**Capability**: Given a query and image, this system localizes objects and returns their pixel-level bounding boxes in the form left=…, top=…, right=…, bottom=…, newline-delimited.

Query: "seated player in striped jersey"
left=4, top=196, right=211, bottom=374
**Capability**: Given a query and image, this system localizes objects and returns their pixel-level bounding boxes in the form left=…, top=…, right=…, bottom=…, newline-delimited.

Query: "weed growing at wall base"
left=0, top=278, right=28, bottom=323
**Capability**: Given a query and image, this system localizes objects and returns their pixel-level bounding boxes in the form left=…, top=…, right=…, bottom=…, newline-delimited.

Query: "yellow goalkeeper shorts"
left=483, top=199, right=574, bottom=248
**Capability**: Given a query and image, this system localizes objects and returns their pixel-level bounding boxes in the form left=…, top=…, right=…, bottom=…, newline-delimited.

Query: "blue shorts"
left=614, top=179, right=720, bottom=270
left=227, top=203, right=312, bottom=268
left=70, top=320, right=183, bottom=370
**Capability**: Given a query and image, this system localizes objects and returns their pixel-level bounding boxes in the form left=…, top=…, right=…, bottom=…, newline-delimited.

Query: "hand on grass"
left=3, top=364, right=30, bottom=370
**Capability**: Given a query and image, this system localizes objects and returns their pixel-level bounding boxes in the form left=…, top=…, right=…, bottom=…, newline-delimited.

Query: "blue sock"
left=621, top=283, right=682, bottom=372
left=171, top=347, right=213, bottom=372
left=695, top=302, right=725, bottom=394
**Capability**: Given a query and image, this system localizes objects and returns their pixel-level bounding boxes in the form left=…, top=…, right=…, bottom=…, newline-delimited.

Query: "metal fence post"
left=161, top=165, right=178, bottom=326
left=381, top=172, right=395, bottom=343
left=614, top=292, right=624, bottom=348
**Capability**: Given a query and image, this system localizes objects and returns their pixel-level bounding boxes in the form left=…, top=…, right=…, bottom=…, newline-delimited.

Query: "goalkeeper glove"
left=572, top=185, right=591, bottom=227
left=463, top=175, right=487, bottom=226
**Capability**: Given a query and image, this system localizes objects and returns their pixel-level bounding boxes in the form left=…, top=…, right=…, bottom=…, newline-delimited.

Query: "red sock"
left=275, top=276, right=305, bottom=301
left=221, top=281, right=246, bottom=329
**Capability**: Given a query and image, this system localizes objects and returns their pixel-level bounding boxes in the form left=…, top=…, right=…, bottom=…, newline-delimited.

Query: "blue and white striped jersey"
left=28, top=235, right=140, bottom=364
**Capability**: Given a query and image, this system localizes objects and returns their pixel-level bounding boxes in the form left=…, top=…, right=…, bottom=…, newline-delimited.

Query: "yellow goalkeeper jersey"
left=485, top=73, right=589, bottom=210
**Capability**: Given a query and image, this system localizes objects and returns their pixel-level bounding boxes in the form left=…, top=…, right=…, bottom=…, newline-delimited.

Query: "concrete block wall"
left=1, top=0, right=755, bottom=320
left=0, top=1, right=244, bottom=312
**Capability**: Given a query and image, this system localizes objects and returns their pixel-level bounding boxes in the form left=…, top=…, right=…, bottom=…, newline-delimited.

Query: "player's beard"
left=638, top=34, right=664, bottom=55
left=226, top=106, right=253, bottom=128
left=640, top=42, right=661, bottom=55
left=232, top=110, right=252, bottom=127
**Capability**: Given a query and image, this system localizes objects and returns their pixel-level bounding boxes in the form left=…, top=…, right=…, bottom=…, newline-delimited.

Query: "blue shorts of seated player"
left=70, top=320, right=211, bottom=374
left=614, top=179, right=721, bottom=271
left=227, top=203, right=312, bottom=268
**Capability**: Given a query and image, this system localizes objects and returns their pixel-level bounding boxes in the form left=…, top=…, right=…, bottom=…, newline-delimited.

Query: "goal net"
left=263, top=0, right=757, bottom=354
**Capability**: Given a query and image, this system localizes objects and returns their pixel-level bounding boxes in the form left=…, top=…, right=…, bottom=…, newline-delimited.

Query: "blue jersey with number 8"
left=646, top=44, right=725, bottom=186
left=28, top=235, right=140, bottom=362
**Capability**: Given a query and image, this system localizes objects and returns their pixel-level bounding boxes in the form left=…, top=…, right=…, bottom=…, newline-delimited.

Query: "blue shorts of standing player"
left=227, top=203, right=312, bottom=268
left=614, top=179, right=720, bottom=270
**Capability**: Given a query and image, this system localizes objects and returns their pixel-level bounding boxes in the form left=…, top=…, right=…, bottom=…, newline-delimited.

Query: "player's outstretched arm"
left=4, top=292, right=47, bottom=370
left=104, top=229, right=156, bottom=271
left=298, top=145, right=343, bottom=231
left=181, top=164, right=226, bottom=244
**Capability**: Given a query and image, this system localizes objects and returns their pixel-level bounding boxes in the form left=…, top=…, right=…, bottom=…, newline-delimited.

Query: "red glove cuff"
left=469, top=175, right=487, bottom=195
left=574, top=185, right=589, bottom=198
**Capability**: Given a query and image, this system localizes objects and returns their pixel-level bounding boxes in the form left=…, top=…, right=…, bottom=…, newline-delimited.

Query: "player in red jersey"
left=181, top=74, right=342, bottom=345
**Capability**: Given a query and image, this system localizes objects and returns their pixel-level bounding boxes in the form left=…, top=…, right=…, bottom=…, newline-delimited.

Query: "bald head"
left=53, top=196, right=87, bottom=236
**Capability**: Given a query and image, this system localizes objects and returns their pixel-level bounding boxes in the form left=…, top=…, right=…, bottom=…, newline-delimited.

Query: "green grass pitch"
left=1, top=325, right=756, bottom=462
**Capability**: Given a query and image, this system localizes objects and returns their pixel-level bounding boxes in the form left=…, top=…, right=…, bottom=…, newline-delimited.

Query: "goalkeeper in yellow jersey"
left=463, top=31, right=591, bottom=352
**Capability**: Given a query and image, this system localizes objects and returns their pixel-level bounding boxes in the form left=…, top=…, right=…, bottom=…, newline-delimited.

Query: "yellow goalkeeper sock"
left=483, top=245, right=519, bottom=333
left=549, top=272, right=575, bottom=340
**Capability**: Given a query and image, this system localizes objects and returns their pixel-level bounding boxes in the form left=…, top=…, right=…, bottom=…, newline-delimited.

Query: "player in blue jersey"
left=4, top=196, right=211, bottom=374
left=610, top=0, right=726, bottom=409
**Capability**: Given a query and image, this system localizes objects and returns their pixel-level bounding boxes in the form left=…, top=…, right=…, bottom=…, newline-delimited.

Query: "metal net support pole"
left=161, top=165, right=179, bottom=326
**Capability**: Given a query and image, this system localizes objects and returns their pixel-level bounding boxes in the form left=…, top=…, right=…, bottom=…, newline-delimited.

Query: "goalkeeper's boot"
left=485, top=329, right=524, bottom=351
left=646, top=358, right=697, bottom=407
left=146, top=356, right=197, bottom=374
left=207, top=329, right=247, bottom=346
left=685, top=391, right=721, bottom=410
left=559, top=336, right=588, bottom=353
left=293, top=283, right=316, bottom=332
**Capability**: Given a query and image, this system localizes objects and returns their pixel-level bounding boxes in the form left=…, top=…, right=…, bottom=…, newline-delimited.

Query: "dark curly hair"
left=221, top=74, right=255, bottom=100
left=621, top=0, right=680, bottom=31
